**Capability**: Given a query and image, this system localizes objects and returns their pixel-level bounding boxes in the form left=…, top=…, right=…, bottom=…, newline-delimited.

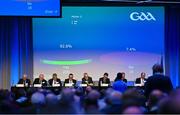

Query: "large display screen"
left=0, top=0, right=61, bottom=16
left=33, top=6, right=164, bottom=81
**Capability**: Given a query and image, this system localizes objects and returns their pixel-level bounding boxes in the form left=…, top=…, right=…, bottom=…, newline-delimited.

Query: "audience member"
left=144, top=64, right=173, bottom=97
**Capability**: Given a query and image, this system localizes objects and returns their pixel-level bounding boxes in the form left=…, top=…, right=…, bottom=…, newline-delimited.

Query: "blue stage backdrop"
left=33, top=6, right=165, bottom=81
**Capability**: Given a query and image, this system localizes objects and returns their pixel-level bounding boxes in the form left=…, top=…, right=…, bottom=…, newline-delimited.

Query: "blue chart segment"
left=0, top=0, right=60, bottom=16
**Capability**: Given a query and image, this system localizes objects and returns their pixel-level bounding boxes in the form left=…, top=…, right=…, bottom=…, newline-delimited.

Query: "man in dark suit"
left=64, top=73, right=77, bottom=86
left=144, top=64, right=173, bottom=97
left=82, top=73, right=93, bottom=85
left=135, top=72, right=147, bottom=86
left=18, top=74, right=31, bottom=87
left=33, top=74, right=48, bottom=87
left=99, top=73, right=111, bottom=87
left=48, top=73, right=62, bottom=87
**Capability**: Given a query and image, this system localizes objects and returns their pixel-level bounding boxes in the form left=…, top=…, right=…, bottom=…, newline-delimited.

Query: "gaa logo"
left=130, top=12, right=156, bottom=21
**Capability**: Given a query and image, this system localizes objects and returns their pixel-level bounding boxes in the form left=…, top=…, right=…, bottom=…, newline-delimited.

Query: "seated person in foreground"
left=144, top=64, right=173, bottom=97
left=33, top=74, right=48, bottom=87
left=122, top=72, right=128, bottom=83
left=113, top=72, right=127, bottom=93
left=18, top=74, right=31, bottom=87
left=135, top=72, right=147, bottom=86
left=48, top=73, right=62, bottom=87
left=98, top=73, right=111, bottom=87
left=82, top=73, right=93, bottom=86
left=64, top=73, right=77, bottom=87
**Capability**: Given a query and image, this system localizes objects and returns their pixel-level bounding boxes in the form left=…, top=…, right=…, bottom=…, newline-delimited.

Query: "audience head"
left=106, top=90, right=122, bottom=105
left=147, top=90, right=166, bottom=109
left=123, top=106, right=143, bottom=114
left=152, top=64, right=163, bottom=74
left=0, top=89, right=11, bottom=101
left=158, top=89, right=180, bottom=114
left=52, top=73, right=57, bottom=80
left=31, top=92, right=46, bottom=106
left=85, top=86, right=93, bottom=94
left=141, top=72, right=146, bottom=79
left=59, top=88, right=75, bottom=105
left=75, top=87, right=84, bottom=97
left=46, top=93, right=58, bottom=106
left=87, top=90, right=100, bottom=100
left=57, top=88, right=78, bottom=114
left=122, top=88, right=146, bottom=109
left=84, top=90, right=100, bottom=113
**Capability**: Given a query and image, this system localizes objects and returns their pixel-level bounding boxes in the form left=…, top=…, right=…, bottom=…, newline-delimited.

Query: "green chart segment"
left=41, top=59, right=92, bottom=65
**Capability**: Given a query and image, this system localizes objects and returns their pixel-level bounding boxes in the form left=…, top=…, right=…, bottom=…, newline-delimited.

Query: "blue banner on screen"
left=0, top=0, right=60, bottom=16
left=33, top=6, right=164, bottom=81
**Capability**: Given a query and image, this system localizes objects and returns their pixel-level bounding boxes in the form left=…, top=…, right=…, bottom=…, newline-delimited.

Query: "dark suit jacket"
left=98, top=77, right=110, bottom=87
left=135, top=78, right=147, bottom=84
left=123, top=79, right=127, bottom=83
left=82, top=77, right=93, bottom=84
left=48, top=78, right=62, bottom=87
left=33, top=78, right=47, bottom=87
left=18, top=79, right=31, bottom=87
left=64, top=79, right=77, bottom=86
left=144, top=74, right=173, bottom=97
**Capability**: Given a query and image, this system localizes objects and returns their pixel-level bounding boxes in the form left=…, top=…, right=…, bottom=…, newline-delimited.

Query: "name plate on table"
left=34, top=84, right=42, bottom=87
left=88, top=83, right=94, bottom=86
left=52, top=84, right=60, bottom=87
left=134, top=84, right=142, bottom=87
left=101, top=84, right=109, bottom=87
left=65, top=83, right=73, bottom=87
left=16, top=84, right=24, bottom=87
left=80, top=84, right=87, bottom=87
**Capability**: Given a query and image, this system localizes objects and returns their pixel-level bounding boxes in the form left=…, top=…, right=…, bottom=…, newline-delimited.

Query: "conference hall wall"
left=33, top=5, right=164, bottom=81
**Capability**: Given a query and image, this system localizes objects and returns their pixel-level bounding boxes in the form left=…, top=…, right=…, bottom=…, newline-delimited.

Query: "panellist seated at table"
left=135, top=72, right=147, bottom=86
left=98, top=73, right=111, bottom=87
left=122, top=72, right=128, bottom=83
left=64, top=73, right=77, bottom=87
left=48, top=73, right=62, bottom=87
left=17, top=74, right=31, bottom=87
left=33, top=74, right=48, bottom=87
left=81, top=73, right=93, bottom=86
left=114, top=72, right=128, bottom=83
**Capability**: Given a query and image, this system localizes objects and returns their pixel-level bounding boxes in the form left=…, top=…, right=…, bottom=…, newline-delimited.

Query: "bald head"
left=107, top=91, right=122, bottom=105
left=148, top=90, right=166, bottom=108
left=123, top=106, right=143, bottom=114
left=46, top=93, right=58, bottom=105
left=31, top=92, right=45, bottom=105
left=87, top=90, right=100, bottom=100
left=22, top=74, right=27, bottom=80
left=39, top=74, right=44, bottom=81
